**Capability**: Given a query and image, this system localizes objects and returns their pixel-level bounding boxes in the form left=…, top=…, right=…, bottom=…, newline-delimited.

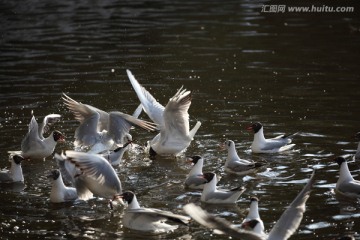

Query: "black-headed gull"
left=247, top=122, right=297, bottom=153
left=126, top=70, right=201, bottom=157
left=19, top=113, right=65, bottom=160
left=334, top=156, right=360, bottom=198
left=47, top=169, right=78, bottom=203
left=355, top=132, right=360, bottom=160
left=201, top=172, right=246, bottom=204
left=214, top=196, right=264, bottom=235
left=184, top=170, right=315, bottom=240
left=54, top=151, right=122, bottom=205
left=184, top=155, right=208, bottom=190
left=119, top=191, right=191, bottom=233
left=62, top=93, right=156, bottom=153
left=101, top=141, right=132, bottom=166
left=241, top=197, right=265, bottom=234
left=224, top=140, right=266, bottom=175
left=0, top=155, right=25, bottom=183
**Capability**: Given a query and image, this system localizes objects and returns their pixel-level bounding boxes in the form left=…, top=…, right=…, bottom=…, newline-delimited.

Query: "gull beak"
left=186, top=157, right=193, bottom=164
left=219, top=142, right=227, bottom=151
left=241, top=221, right=250, bottom=230
left=110, top=195, right=125, bottom=210
left=59, top=134, right=66, bottom=143
left=246, top=125, right=253, bottom=131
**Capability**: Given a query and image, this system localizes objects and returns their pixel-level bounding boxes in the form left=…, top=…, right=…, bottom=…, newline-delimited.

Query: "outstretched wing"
left=108, top=111, right=156, bottom=144
left=62, top=93, right=109, bottom=131
left=127, top=208, right=191, bottom=225
left=267, top=170, right=315, bottom=240
left=21, top=115, right=42, bottom=153
left=39, top=114, right=61, bottom=139
left=163, top=87, right=191, bottom=138
left=126, top=69, right=165, bottom=127
left=64, top=151, right=121, bottom=191
left=183, top=203, right=264, bottom=240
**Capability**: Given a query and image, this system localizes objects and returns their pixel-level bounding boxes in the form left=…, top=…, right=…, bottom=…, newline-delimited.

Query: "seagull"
left=224, top=140, right=266, bottom=175
left=201, top=172, right=246, bottom=204
left=334, top=156, right=360, bottom=198
left=0, top=155, right=25, bottom=183
left=246, top=122, right=297, bottom=153
left=19, top=113, right=65, bottom=160
left=184, top=155, right=208, bottom=190
left=184, top=170, right=315, bottom=240
left=54, top=151, right=122, bottom=205
left=62, top=93, right=156, bottom=153
left=126, top=69, right=201, bottom=157
left=241, top=197, right=265, bottom=234
left=101, top=141, right=132, bottom=166
left=119, top=191, right=191, bottom=233
left=214, top=196, right=265, bottom=235
left=355, top=132, right=360, bottom=160
left=47, top=169, right=78, bottom=203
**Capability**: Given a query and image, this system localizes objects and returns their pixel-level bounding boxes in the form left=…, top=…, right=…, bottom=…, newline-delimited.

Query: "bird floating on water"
left=47, top=169, right=78, bottom=203
left=224, top=140, right=266, bottom=175
left=200, top=172, right=246, bottom=204
left=0, top=155, right=25, bottom=183
left=119, top=191, right=191, bottom=233
left=334, top=156, right=360, bottom=199
left=16, top=113, right=64, bottom=160
left=247, top=122, right=297, bottom=153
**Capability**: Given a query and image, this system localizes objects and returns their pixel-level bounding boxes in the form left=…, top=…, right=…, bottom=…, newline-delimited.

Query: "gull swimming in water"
left=201, top=172, right=246, bottom=204
left=246, top=122, right=297, bottom=153
left=18, top=113, right=65, bottom=160
left=0, top=155, right=25, bottom=183
left=47, top=169, right=78, bottom=203
left=119, top=191, right=191, bottom=233
left=62, top=93, right=156, bottom=153
left=184, top=170, right=315, bottom=240
left=214, top=196, right=265, bottom=235
left=54, top=151, right=122, bottom=205
left=184, top=155, right=208, bottom=190
left=224, top=140, right=266, bottom=175
left=126, top=69, right=201, bottom=158
left=242, top=197, right=264, bottom=232
left=334, top=156, right=360, bottom=198
left=101, top=141, right=132, bottom=166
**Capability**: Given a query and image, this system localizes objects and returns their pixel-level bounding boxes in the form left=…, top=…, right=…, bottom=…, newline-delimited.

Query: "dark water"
left=1, top=0, right=360, bottom=239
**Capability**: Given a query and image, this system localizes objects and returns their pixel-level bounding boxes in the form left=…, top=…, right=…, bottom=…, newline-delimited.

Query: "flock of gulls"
left=1, top=69, right=360, bottom=240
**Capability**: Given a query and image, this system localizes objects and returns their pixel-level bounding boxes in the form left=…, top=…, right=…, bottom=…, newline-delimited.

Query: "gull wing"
left=74, top=108, right=100, bottom=147
left=127, top=208, right=191, bottom=225
left=267, top=170, right=315, bottom=240
left=338, top=180, right=360, bottom=195
left=183, top=203, right=264, bottom=240
left=54, top=152, right=94, bottom=200
left=62, top=93, right=109, bottom=131
left=163, top=87, right=191, bottom=138
left=64, top=151, right=121, bottom=191
left=38, top=114, right=61, bottom=139
left=21, top=115, right=42, bottom=153
left=132, top=104, right=143, bottom=118
left=108, top=111, right=156, bottom=144
left=126, top=69, right=165, bottom=127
